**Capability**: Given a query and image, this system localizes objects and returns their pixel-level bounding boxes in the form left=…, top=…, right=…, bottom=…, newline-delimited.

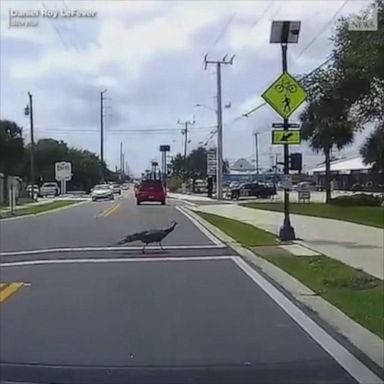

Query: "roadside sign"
left=298, top=190, right=311, bottom=202
left=272, top=129, right=301, bottom=145
left=55, top=161, right=72, bottom=182
left=160, top=145, right=170, bottom=152
left=272, top=122, right=300, bottom=129
left=281, top=175, right=292, bottom=190
left=207, top=150, right=217, bottom=176
left=262, top=72, right=307, bottom=119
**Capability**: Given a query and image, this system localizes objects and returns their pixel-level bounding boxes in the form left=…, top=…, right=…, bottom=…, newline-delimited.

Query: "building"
left=308, top=156, right=379, bottom=190
left=229, top=158, right=254, bottom=172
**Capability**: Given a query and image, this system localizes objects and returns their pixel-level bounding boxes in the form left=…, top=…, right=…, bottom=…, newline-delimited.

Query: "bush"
left=168, top=176, right=183, bottom=192
left=330, top=193, right=382, bottom=207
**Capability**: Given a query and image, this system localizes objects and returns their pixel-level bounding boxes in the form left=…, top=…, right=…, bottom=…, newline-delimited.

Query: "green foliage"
left=331, top=0, right=384, bottom=122
left=186, top=146, right=207, bottom=179
left=168, top=175, right=182, bottom=192
left=171, top=146, right=229, bottom=182
left=330, top=193, right=382, bottom=207
left=0, top=120, right=24, bottom=175
left=243, top=202, right=384, bottom=228
left=360, top=124, right=384, bottom=172
left=0, top=120, right=113, bottom=192
left=170, top=153, right=186, bottom=177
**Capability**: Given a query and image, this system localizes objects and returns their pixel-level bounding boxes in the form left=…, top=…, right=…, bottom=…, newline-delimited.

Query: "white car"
left=40, top=182, right=60, bottom=197
left=91, top=184, right=114, bottom=201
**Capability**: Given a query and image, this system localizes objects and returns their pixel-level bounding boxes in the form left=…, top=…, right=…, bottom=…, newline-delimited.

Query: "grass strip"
left=199, top=211, right=384, bottom=338
left=0, top=200, right=81, bottom=219
left=242, top=202, right=384, bottom=228
left=198, top=211, right=278, bottom=246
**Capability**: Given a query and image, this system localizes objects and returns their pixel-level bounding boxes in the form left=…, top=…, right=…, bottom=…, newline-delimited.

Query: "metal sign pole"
left=279, top=43, right=296, bottom=241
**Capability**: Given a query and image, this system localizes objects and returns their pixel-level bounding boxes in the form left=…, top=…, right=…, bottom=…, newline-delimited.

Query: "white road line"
left=176, top=206, right=224, bottom=247
left=232, top=256, right=382, bottom=384
left=0, top=255, right=233, bottom=268
left=0, top=244, right=225, bottom=257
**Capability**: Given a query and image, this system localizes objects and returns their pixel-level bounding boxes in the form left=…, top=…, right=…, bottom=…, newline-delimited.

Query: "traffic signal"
left=290, top=153, right=302, bottom=172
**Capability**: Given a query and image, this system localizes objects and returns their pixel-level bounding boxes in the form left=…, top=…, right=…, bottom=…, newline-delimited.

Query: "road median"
left=187, top=208, right=384, bottom=368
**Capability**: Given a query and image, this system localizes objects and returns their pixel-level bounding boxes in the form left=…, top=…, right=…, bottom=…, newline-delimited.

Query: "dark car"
left=230, top=182, right=276, bottom=200
left=137, top=179, right=166, bottom=205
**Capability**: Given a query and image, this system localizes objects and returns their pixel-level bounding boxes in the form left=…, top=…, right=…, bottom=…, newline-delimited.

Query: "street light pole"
left=254, top=131, right=259, bottom=176
left=100, top=89, right=107, bottom=182
left=27, top=92, right=35, bottom=199
left=280, top=42, right=295, bottom=240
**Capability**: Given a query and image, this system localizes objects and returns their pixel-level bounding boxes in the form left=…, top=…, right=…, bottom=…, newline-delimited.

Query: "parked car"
left=26, top=184, right=40, bottom=197
left=294, top=181, right=316, bottom=191
left=121, top=183, right=130, bottom=190
left=111, top=183, right=122, bottom=195
left=91, top=184, right=114, bottom=201
left=136, top=179, right=166, bottom=205
left=230, top=182, right=276, bottom=200
left=40, top=182, right=60, bottom=197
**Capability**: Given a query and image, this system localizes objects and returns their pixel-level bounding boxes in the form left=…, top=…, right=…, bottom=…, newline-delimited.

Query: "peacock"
left=116, top=220, right=178, bottom=253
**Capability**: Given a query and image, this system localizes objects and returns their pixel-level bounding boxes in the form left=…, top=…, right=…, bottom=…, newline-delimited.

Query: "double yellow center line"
left=97, top=203, right=121, bottom=218
left=0, top=282, right=24, bottom=304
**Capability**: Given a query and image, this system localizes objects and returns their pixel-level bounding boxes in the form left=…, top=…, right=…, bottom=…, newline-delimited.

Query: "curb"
left=184, top=206, right=384, bottom=370
left=0, top=200, right=90, bottom=222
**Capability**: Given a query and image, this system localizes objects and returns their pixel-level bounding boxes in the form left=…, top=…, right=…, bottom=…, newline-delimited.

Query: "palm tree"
left=360, top=124, right=384, bottom=173
left=300, top=100, right=356, bottom=203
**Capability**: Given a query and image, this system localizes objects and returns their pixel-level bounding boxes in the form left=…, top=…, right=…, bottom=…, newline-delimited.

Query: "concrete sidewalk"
left=194, top=204, right=384, bottom=279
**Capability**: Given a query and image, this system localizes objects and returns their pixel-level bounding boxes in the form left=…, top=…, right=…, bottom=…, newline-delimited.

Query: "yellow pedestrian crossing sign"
left=262, top=72, right=307, bottom=119
left=272, top=129, right=301, bottom=145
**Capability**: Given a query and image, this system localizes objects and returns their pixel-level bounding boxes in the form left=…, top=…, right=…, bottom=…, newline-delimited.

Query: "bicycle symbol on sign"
left=274, top=78, right=298, bottom=94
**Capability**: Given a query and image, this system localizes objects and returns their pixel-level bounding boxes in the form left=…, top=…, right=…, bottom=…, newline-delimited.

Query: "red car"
left=136, top=180, right=166, bottom=205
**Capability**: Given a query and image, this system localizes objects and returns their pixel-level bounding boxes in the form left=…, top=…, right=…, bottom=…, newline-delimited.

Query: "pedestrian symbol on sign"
left=283, top=95, right=291, bottom=113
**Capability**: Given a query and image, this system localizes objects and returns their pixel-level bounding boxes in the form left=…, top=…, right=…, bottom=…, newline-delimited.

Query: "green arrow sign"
left=272, top=130, right=301, bottom=145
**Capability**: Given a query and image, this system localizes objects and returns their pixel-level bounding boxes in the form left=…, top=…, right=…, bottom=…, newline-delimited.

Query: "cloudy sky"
left=0, top=0, right=374, bottom=175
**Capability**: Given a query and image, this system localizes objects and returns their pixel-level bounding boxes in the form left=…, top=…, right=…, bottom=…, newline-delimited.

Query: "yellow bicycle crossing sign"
left=262, top=72, right=307, bottom=119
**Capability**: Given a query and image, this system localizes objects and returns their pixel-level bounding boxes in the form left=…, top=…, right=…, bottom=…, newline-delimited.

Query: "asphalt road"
left=0, top=191, right=216, bottom=253
left=0, top=190, right=381, bottom=384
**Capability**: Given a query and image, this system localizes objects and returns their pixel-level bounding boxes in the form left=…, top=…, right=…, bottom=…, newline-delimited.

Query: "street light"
left=25, top=92, right=36, bottom=199
left=270, top=20, right=301, bottom=241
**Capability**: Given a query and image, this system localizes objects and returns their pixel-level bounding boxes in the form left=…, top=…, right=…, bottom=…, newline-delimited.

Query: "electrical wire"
left=296, top=0, right=349, bottom=59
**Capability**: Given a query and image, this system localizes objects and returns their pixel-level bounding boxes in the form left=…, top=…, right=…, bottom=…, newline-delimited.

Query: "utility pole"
left=204, top=54, right=234, bottom=200
left=26, top=92, right=35, bottom=199
left=100, top=89, right=107, bottom=182
left=178, top=120, right=195, bottom=160
left=253, top=131, right=259, bottom=177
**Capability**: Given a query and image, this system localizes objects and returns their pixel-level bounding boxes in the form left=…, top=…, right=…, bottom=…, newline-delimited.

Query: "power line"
left=296, top=0, right=349, bottom=59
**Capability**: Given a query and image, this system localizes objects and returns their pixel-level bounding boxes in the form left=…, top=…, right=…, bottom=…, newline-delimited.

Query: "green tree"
left=360, top=124, right=384, bottom=173
left=67, top=148, right=106, bottom=192
left=300, top=69, right=359, bottom=202
left=23, top=139, right=69, bottom=183
left=0, top=120, right=25, bottom=176
left=170, top=153, right=187, bottom=178
left=331, top=0, right=384, bottom=122
left=0, top=120, right=25, bottom=202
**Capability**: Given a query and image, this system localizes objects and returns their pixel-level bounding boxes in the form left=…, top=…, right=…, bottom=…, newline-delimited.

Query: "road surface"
left=0, top=191, right=381, bottom=384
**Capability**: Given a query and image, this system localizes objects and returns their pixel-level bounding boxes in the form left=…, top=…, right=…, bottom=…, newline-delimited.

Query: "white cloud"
left=0, top=0, right=372, bottom=174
